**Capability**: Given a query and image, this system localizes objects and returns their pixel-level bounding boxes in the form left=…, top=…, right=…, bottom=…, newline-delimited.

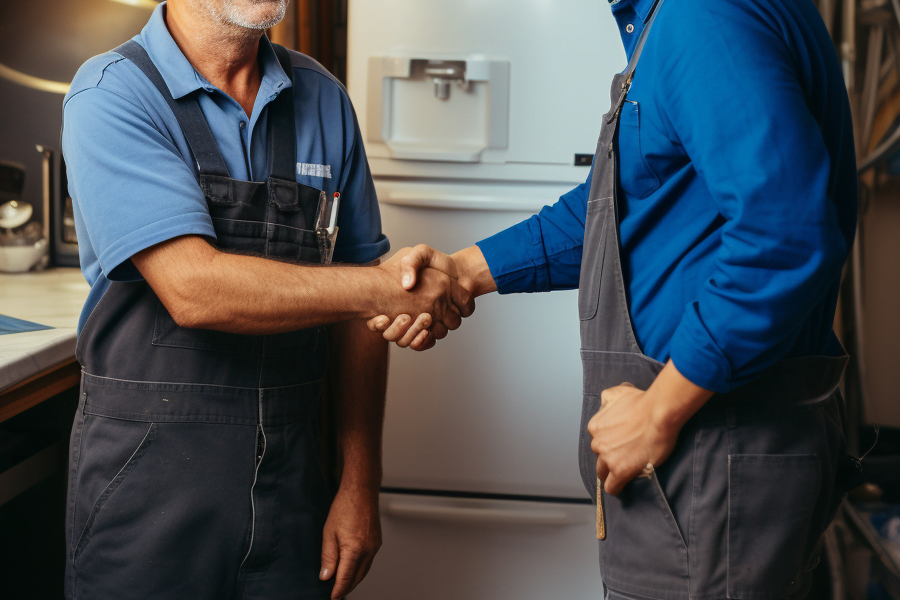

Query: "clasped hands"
left=371, top=246, right=706, bottom=496
left=370, top=245, right=480, bottom=351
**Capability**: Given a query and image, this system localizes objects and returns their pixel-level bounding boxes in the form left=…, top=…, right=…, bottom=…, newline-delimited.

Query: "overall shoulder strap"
left=114, top=40, right=230, bottom=179
left=623, top=0, right=667, bottom=82
left=267, top=43, right=298, bottom=182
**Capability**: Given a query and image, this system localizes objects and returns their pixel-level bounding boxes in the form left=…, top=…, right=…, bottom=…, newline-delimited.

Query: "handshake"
left=367, top=244, right=494, bottom=351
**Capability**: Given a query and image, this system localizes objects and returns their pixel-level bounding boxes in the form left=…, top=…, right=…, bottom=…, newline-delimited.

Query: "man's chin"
left=225, top=0, right=287, bottom=30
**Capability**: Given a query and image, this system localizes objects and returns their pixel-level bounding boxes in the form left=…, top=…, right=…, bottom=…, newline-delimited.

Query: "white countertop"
left=0, top=268, right=90, bottom=393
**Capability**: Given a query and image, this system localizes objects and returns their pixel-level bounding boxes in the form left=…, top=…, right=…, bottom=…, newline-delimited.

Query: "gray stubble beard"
left=190, top=0, right=288, bottom=31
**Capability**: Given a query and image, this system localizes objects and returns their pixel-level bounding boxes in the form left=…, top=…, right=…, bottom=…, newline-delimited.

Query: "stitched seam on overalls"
left=82, top=371, right=321, bottom=394
left=82, top=407, right=259, bottom=425
left=688, top=427, right=704, bottom=599
left=213, top=216, right=317, bottom=235
left=604, top=578, right=690, bottom=600
left=610, top=230, right=642, bottom=353
left=83, top=372, right=258, bottom=393
left=68, top=380, right=89, bottom=577
left=73, top=422, right=157, bottom=565
left=726, top=436, right=733, bottom=597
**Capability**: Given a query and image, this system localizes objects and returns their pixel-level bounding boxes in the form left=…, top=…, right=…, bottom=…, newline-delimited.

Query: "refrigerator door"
left=353, top=493, right=601, bottom=600
left=376, top=179, right=588, bottom=500
left=347, top=0, right=624, bottom=183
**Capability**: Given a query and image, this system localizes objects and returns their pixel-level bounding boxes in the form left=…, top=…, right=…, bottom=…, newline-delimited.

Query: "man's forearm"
left=453, top=245, right=497, bottom=297
left=134, top=236, right=399, bottom=335
left=648, top=360, right=715, bottom=434
left=327, top=318, right=388, bottom=493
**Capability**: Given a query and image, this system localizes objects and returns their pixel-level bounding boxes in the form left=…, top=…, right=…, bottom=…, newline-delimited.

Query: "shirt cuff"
left=668, top=301, right=734, bottom=393
left=476, top=217, right=549, bottom=295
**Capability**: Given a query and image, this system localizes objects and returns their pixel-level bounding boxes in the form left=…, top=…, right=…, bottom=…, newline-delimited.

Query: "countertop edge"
left=0, top=330, right=78, bottom=394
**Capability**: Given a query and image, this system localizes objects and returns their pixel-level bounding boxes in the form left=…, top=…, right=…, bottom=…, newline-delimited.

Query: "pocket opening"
left=650, top=471, right=688, bottom=551
left=73, top=422, right=158, bottom=565
left=598, top=472, right=690, bottom=593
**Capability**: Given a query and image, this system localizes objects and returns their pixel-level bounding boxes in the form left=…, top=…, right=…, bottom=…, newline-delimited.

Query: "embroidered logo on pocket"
left=297, top=163, right=332, bottom=179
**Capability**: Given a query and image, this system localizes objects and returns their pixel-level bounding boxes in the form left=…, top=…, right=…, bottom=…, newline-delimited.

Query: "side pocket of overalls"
left=599, top=470, right=690, bottom=592
left=72, top=418, right=158, bottom=566
left=727, top=454, right=821, bottom=599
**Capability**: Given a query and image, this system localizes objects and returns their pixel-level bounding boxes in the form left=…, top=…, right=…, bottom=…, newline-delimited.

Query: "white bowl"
left=0, top=238, right=49, bottom=273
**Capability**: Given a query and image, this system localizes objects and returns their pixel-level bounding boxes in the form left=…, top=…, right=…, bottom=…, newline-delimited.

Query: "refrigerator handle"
left=382, top=496, right=589, bottom=527
left=380, top=189, right=549, bottom=213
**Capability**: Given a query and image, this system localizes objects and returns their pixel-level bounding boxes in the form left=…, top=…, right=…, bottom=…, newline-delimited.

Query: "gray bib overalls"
left=578, top=2, right=852, bottom=598
left=65, top=41, right=334, bottom=600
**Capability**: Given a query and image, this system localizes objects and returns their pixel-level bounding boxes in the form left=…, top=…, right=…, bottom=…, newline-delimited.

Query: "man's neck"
left=165, top=2, right=263, bottom=118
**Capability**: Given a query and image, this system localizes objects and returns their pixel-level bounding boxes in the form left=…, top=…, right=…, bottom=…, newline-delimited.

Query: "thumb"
left=400, top=245, right=458, bottom=290
left=451, top=280, right=475, bottom=318
left=604, top=471, right=625, bottom=496
left=320, top=529, right=339, bottom=581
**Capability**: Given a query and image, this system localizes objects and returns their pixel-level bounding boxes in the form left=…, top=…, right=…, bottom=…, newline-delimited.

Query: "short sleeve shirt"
left=62, top=3, right=389, bottom=334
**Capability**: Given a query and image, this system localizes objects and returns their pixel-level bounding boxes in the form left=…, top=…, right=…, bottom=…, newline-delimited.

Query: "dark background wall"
left=0, top=0, right=153, bottom=226
left=0, top=0, right=348, bottom=229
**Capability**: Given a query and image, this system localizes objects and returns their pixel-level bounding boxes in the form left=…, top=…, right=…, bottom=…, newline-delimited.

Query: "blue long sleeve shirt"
left=476, top=0, right=857, bottom=393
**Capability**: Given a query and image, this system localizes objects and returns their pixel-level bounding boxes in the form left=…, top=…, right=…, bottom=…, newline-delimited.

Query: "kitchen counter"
left=0, top=268, right=89, bottom=421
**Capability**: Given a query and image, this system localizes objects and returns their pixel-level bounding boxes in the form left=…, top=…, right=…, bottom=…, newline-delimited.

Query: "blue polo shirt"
left=62, top=2, right=389, bottom=334
left=477, top=0, right=857, bottom=393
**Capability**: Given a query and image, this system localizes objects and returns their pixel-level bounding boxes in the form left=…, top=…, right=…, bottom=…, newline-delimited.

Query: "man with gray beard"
left=60, top=1, right=473, bottom=598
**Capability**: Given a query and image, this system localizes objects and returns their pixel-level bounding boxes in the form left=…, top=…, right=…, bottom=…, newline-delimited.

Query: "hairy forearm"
left=134, top=236, right=395, bottom=334
left=327, top=318, right=388, bottom=494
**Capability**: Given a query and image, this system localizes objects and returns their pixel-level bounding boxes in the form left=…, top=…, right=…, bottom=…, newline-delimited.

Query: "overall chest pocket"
left=578, top=198, right=608, bottom=321
left=618, top=101, right=660, bottom=200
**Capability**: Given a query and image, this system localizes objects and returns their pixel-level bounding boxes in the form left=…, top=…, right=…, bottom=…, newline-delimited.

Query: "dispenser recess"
left=366, top=56, right=510, bottom=162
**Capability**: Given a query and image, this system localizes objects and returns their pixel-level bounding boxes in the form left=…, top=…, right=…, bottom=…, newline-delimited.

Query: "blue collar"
left=609, top=0, right=659, bottom=23
left=137, top=1, right=292, bottom=101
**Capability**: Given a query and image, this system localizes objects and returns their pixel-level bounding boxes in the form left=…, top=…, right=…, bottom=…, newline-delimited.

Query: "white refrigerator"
left=346, top=2, right=625, bottom=597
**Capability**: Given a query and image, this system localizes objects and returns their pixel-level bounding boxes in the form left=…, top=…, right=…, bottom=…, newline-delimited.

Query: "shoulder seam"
left=65, top=56, right=128, bottom=107
left=64, top=82, right=147, bottom=115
